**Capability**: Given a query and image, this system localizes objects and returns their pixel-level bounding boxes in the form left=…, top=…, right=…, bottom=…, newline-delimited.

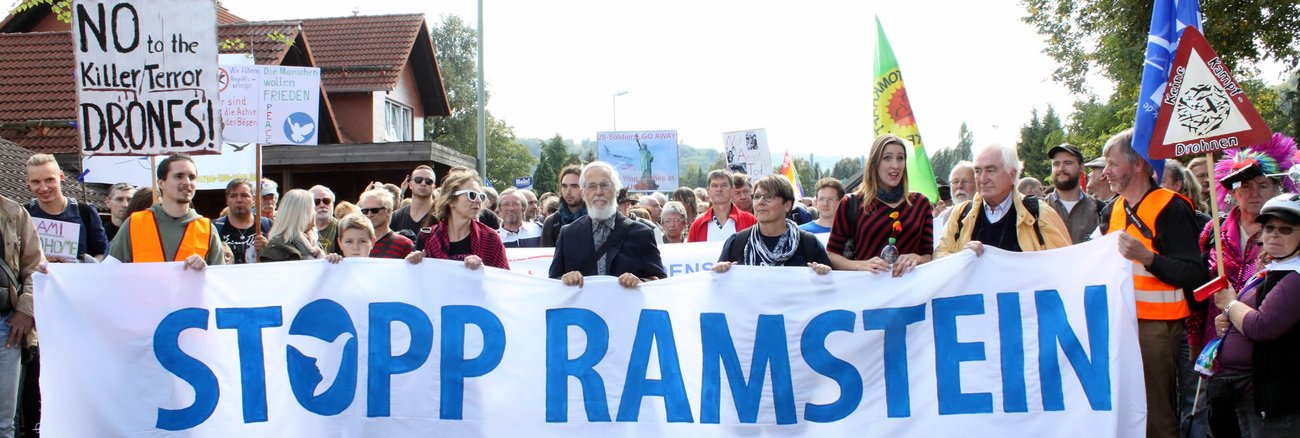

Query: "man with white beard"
left=310, top=185, right=340, bottom=253
left=549, top=161, right=665, bottom=288
left=933, top=161, right=974, bottom=248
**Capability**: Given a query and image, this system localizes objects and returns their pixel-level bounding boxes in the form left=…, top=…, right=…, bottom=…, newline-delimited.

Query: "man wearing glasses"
left=214, top=178, right=271, bottom=264
left=550, top=161, right=664, bottom=288
left=392, top=165, right=438, bottom=244
left=933, top=161, right=975, bottom=249
left=358, top=188, right=413, bottom=259
left=310, top=185, right=340, bottom=254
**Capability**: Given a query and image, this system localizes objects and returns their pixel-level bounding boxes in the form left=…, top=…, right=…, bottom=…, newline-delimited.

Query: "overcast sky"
left=218, top=0, right=1115, bottom=158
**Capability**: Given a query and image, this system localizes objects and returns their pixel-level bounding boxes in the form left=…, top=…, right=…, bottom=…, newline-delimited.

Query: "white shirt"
left=706, top=216, right=738, bottom=242
left=983, top=194, right=1015, bottom=224
left=498, top=221, right=542, bottom=246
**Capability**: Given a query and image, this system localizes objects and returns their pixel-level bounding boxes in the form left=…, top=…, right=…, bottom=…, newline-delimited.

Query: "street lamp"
left=612, top=90, right=628, bottom=131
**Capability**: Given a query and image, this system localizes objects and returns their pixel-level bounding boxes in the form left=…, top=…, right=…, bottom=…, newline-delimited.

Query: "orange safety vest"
left=129, top=210, right=212, bottom=262
left=1108, top=188, right=1191, bottom=320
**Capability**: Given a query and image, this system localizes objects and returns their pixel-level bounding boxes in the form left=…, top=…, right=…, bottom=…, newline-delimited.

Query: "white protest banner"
left=30, top=218, right=80, bottom=259
left=507, top=240, right=722, bottom=277
left=73, top=0, right=221, bottom=156
left=36, top=235, right=1143, bottom=436
left=597, top=131, right=679, bottom=192
left=722, top=128, right=772, bottom=178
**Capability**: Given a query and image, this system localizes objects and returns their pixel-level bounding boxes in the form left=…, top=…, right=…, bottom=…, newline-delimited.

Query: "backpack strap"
left=954, top=201, right=976, bottom=240
left=1023, top=195, right=1045, bottom=246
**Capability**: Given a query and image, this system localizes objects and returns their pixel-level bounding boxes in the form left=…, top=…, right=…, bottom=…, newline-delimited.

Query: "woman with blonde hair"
left=260, top=189, right=323, bottom=262
left=826, top=134, right=934, bottom=276
left=406, top=172, right=509, bottom=269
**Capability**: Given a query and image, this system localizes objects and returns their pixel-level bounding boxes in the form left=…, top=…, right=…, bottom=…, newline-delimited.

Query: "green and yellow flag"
left=873, top=16, right=938, bottom=201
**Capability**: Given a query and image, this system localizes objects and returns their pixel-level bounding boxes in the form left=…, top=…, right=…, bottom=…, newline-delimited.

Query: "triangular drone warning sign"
left=1149, top=27, right=1271, bottom=159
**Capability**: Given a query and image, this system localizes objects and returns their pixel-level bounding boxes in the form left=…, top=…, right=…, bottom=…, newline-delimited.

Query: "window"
left=385, top=100, right=413, bottom=141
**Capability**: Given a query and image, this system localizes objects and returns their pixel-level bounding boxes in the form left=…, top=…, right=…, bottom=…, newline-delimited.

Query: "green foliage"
left=532, top=135, right=580, bottom=195
left=790, top=156, right=817, bottom=195
left=10, top=0, right=70, bottom=23
left=1063, top=95, right=1136, bottom=160
left=929, top=122, right=975, bottom=182
left=830, top=156, right=864, bottom=182
left=219, top=37, right=247, bottom=51
left=265, top=31, right=294, bottom=47
left=1016, top=106, right=1066, bottom=181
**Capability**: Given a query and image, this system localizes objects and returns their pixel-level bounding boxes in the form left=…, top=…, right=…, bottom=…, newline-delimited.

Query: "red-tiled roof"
left=217, top=6, right=247, bottom=25
left=217, top=21, right=303, bottom=65
left=300, top=14, right=424, bottom=92
left=0, top=32, right=77, bottom=154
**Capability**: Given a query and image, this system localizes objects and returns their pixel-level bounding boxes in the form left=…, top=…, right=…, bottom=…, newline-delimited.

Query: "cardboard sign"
left=596, top=131, right=680, bottom=192
left=72, top=0, right=221, bottom=156
left=722, top=128, right=772, bottom=178
left=1148, top=27, right=1271, bottom=159
left=32, top=218, right=80, bottom=259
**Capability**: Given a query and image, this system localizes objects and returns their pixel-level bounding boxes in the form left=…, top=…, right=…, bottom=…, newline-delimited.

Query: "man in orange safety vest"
left=107, top=154, right=225, bottom=270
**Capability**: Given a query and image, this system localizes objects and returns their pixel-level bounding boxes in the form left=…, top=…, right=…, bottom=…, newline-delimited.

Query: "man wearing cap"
left=1098, top=129, right=1207, bottom=438
left=259, top=178, right=279, bottom=221
left=1046, top=144, right=1102, bottom=245
left=1085, top=157, right=1116, bottom=202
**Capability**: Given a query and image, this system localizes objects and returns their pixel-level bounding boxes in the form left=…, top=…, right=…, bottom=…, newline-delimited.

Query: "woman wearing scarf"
left=713, top=175, right=831, bottom=274
left=1208, top=193, right=1300, bottom=437
left=405, top=172, right=509, bottom=270
left=826, top=134, right=934, bottom=277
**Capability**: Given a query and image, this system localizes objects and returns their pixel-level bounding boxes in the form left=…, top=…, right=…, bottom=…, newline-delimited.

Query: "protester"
left=102, top=183, right=135, bottom=241
left=108, top=154, right=224, bottom=268
left=408, top=172, right=508, bottom=269
left=357, top=188, right=413, bottom=259
left=497, top=188, right=542, bottom=248
left=1045, top=144, right=1101, bottom=245
left=688, top=169, right=757, bottom=242
left=325, top=213, right=376, bottom=263
left=521, top=189, right=541, bottom=223
left=936, top=143, right=1070, bottom=258
left=1016, top=177, right=1044, bottom=197
left=391, top=165, right=437, bottom=243
left=1180, top=167, right=1210, bottom=214
left=617, top=188, right=636, bottom=216
left=541, top=196, right=560, bottom=219
left=714, top=175, right=831, bottom=274
left=310, top=185, right=340, bottom=254
left=1208, top=192, right=1300, bottom=437
left=800, top=177, right=843, bottom=234
left=1097, top=129, right=1207, bottom=438
left=24, top=154, right=108, bottom=262
left=443, top=167, right=502, bottom=229
left=213, top=178, right=271, bottom=264
left=828, top=134, right=934, bottom=276
left=1188, top=156, right=1214, bottom=208
left=259, top=190, right=324, bottom=262
left=550, top=161, right=664, bottom=287
left=660, top=201, right=689, bottom=243
left=732, top=173, right=753, bottom=213
left=672, top=187, right=699, bottom=222
left=259, top=178, right=279, bottom=220
left=934, top=161, right=975, bottom=248
left=638, top=195, right=663, bottom=223
left=126, top=188, right=156, bottom=215
left=542, top=164, right=587, bottom=247
left=1085, top=157, right=1116, bottom=202
left=335, top=201, right=358, bottom=220
left=483, top=186, right=498, bottom=212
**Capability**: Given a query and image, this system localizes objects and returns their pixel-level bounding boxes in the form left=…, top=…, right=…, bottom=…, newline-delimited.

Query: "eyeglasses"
left=314, top=198, right=333, bottom=206
left=584, top=182, right=613, bottom=192
left=952, top=179, right=974, bottom=186
left=360, top=207, right=387, bottom=215
left=412, top=176, right=435, bottom=186
left=454, top=189, right=487, bottom=202
left=1264, top=224, right=1296, bottom=236
left=750, top=193, right=781, bottom=204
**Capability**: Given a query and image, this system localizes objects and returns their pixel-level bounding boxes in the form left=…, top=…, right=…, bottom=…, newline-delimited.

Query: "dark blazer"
left=548, top=212, right=666, bottom=280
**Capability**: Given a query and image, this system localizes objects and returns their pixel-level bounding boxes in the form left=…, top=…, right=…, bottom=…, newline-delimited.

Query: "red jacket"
left=687, top=205, right=757, bottom=242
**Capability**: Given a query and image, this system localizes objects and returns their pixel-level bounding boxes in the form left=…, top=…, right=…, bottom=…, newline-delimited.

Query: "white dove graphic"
left=287, top=332, right=355, bottom=397
left=289, top=120, right=315, bottom=143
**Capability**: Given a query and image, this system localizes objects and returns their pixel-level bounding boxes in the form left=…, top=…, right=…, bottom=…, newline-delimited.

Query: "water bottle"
left=880, top=237, right=899, bottom=266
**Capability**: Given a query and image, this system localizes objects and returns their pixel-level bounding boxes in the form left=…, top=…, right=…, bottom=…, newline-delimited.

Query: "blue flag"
left=1133, top=0, right=1203, bottom=178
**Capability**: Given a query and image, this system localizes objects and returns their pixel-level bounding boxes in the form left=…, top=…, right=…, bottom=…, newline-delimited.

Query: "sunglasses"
left=1264, top=224, right=1296, bottom=236
left=360, top=207, right=387, bottom=215
left=454, top=189, right=487, bottom=202
left=314, top=198, right=333, bottom=206
left=412, top=176, right=435, bottom=186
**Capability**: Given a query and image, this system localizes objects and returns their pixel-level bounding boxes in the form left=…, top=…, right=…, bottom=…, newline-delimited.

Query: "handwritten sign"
left=221, top=65, right=321, bottom=145
left=73, top=0, right=221, bottom=156
left=32, top=218, right=80, bottom=259
left=722, top=128, right=772, bottom=178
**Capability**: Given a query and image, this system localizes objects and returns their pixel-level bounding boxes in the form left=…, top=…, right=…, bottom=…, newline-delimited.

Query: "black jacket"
left=548, top=213, right=665, bottom=280
left=1251, top=270, right=1300, bottom=418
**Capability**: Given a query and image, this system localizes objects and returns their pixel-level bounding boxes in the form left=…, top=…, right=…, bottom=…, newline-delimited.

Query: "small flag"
left=780, top=151, right=804, bottom=199
left=1133, top=0, right=1202, bottom=177
left=873, top=16, right=938, bottom=201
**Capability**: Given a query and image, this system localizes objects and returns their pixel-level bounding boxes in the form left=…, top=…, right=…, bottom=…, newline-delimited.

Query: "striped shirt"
left=370, top=231, right=414, bottom=259
left=826, top=192, right=934, bottom=261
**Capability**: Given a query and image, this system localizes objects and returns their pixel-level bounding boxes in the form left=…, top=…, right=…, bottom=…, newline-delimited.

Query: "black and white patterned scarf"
left=743, top=219, right=801, bottom=266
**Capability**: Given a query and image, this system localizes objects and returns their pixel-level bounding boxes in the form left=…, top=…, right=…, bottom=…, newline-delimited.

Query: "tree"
left=791, top=157, right=816, bottom=195
left=929, top=122, right=975, bottom=182
left=532, top=135, right=580, bottom=195
left=830, top=157, right=864, bottom=182
left=1016, top=106, right=1066, bottom=181
left=483, top=118, right=537, bottom=190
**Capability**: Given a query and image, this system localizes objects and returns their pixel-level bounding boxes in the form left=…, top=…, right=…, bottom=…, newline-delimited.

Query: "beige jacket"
left=0, top=195, right=47, bottom=346
left=935, top=192, right=1072, bottom=259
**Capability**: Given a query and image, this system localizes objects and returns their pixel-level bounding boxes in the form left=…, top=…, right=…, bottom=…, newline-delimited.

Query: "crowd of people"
left=0, top=128, right=1298, bottom=437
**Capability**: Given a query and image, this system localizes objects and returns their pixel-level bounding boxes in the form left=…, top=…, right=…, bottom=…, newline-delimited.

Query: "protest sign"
left=507, top=240, right=724, bottom=277
left=722, top=128, right=772, bottom=178
left=73, top=0, right=221, bottom=156
left=31, top=218, right=80, bottom=259
left=597, top=131, right=679, bottom=192
left=36, top=235, right=1143, bottom=436
left=257, top=66, right=322, bottom=145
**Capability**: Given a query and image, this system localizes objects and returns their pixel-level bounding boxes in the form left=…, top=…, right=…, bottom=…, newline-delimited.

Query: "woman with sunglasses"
left=1209, top=193, right=1300, bottom=437
left=406, top=172, right=509, bottom=270
left=712, top=175, right=831, bottom=274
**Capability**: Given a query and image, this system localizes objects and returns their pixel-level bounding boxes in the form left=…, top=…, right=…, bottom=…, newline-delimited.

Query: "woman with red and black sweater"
left=826, top=134, right=934, bottom=277
left=405, top=172, right=509, bottom=270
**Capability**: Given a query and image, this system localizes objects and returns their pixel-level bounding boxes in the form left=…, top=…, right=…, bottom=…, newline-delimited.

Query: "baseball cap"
left=1084, top=157, right=1106, bottom=169
left=1048, top=144, right=1085, bottom=163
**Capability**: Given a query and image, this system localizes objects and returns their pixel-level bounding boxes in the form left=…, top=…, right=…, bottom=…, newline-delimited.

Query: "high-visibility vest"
left=129, top=210, right=212, bottom=262
left=1108, top=188, right=1191, bottom=320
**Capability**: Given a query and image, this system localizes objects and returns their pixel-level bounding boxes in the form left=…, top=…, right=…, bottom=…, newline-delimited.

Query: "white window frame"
left=385, top=99, right=413, bottom=141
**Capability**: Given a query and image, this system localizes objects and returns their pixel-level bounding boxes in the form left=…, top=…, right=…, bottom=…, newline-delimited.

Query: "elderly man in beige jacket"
left=936, top=143, right=1071, bottom=258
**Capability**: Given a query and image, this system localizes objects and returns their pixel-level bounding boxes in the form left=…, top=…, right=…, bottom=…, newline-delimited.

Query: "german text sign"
left=36, top=236, right=1143, bottom=436
left=73, top=0, right=221, bottom=156
left=31, top=218, right=79, bottom=259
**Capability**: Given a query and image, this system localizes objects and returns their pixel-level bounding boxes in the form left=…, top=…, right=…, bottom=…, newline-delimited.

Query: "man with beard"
left=1085, top=157, right=1116, bottom=202
left=541, top=165, right=587, bottom=246
left=392, top=165, right=437, bottom=243
left=311, top=185, right=340, bottom=254
left=213, top=179, right=271, bottom=264
left=933, top=161, right=974, bottom=248
left=102, top=183, right=135, bottom=241
left=497, top=188, right=541, bottom=247
left=109, top=154, right=225, bottom=268
left=1045, top=144, right=1101, bottom=245
left=550, top=161, right=664, bottom=288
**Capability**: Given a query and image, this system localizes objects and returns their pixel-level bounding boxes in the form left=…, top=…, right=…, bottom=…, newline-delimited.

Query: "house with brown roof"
left=0, top=5, right=468, bottom=214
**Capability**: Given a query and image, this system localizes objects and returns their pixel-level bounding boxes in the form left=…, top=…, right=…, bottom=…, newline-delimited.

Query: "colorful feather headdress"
left=1214, top=133, right=1297, bottom=210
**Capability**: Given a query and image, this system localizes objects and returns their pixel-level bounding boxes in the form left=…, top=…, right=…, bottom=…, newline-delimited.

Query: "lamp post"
left=612, top=90, right=628, bottom=131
